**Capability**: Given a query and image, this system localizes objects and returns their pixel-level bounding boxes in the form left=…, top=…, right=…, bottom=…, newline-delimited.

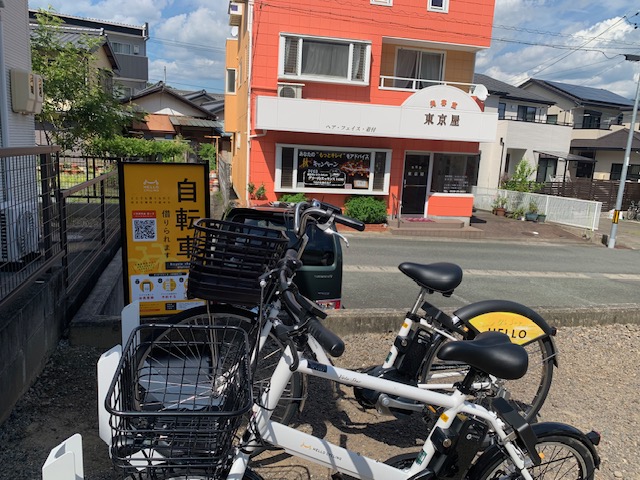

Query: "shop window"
left=428, top=0, right=449, bottom=12
left=280, top=34, right=371, bottom=85
left=276, top=145, right=390, bottom=194
left=431, top=153, right=479, bottom=193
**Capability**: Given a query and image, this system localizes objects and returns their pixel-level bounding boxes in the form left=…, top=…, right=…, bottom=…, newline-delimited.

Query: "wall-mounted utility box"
left=10, top=69, right=43, bottom=114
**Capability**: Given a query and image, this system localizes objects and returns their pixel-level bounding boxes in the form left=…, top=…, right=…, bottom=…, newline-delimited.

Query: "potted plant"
left=537, top=212, right=547, bottom=223
left=512, top=206, right=526, bottom=221
left=525, top=201, right=539, bottom=221
left=492, top=195, right=508, bottom=216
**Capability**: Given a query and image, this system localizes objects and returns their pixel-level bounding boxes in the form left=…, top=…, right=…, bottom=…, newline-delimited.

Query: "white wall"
left=0, top=0, right=36, bottom=147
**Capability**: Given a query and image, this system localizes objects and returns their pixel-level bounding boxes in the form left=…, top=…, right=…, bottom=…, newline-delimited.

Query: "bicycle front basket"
left=187, top=218, right=288, bottom=306
left=106, top=324, right=252, bottom=477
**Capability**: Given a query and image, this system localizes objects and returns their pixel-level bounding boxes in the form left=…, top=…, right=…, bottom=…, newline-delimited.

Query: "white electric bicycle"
left=103, top=203, right=600, bottom=480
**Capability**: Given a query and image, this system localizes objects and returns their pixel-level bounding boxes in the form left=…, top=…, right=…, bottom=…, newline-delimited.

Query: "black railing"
left=0, top=147, right=121, bottom=307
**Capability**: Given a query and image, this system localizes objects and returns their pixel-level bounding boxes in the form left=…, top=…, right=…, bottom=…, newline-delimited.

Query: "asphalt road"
left=339, top=234, right=640, bottom=310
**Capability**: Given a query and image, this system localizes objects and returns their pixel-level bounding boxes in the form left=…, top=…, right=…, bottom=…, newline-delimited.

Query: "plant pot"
left=525, top=213, right=538, bottom=221
left=495, top=207, right=506, bottom=217
left=537, top=214, right=546, bottom=223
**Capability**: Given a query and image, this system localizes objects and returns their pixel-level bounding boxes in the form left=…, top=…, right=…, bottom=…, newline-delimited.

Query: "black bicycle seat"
left=436, top=331, right=528, bottom=380
left=398, top=262, right=463, bottom=294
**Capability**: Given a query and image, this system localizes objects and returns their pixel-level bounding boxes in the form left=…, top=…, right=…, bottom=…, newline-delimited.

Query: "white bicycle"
left=102, top=205, right=600, bottom=480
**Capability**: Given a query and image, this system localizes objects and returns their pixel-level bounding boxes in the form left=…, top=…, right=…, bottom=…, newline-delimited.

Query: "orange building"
left=225, top=0, right=498, bottom=219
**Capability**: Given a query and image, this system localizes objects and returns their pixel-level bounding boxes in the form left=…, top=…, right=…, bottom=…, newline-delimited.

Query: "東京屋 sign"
left=119, top=161, right=209, bottom=317
left=255, top=84, right=498, bottom=142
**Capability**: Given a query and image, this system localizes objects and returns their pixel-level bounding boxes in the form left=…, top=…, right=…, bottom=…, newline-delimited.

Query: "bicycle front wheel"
left=627, top=207, right=636, bottom=221
left=469, top=434, right=597, bottom=479
left=419, top=335, right=555, bottom=422
left=145, top=305, right=305, bottom=426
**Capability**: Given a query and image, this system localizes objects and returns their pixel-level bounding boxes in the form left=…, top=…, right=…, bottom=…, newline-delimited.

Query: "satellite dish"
left=231, top=26, right=239, bottom=37
left=472, top=84, right=488, bottom=101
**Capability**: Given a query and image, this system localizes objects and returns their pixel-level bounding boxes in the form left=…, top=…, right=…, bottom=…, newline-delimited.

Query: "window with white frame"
left=280, top=34, right=371, bottom=85
left=394, top=48, right=444, bottom=89
left=428, top=0, right=449, bottom=12
left=371, top=0, right=392, bottom=5
left=276, top=145, right=390, bottom=194
left=226, top=68, right=236, bottom=94
left=111, top=42, right=132, bottom=54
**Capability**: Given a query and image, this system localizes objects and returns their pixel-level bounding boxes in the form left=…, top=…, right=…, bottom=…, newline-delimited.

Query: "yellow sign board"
left=119, top=162, right=209, bottom=316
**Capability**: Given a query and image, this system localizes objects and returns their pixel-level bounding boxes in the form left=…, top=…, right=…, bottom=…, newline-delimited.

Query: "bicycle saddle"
left=398, top=262, right=463, bottom=294
left=436, top=331, right=528, bottom=380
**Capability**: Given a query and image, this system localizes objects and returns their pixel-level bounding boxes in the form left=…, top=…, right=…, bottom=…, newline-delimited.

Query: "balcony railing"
left=379, top=75, right=477, bottom=93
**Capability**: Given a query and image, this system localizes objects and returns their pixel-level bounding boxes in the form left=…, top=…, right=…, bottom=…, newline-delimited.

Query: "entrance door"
left=402, top=154, right=429, bottom=214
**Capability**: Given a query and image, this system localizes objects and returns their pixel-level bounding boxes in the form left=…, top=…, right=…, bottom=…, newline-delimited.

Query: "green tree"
left=30, top=9, right=135, bottom=151
left=501, top=159, right=542, bottom=192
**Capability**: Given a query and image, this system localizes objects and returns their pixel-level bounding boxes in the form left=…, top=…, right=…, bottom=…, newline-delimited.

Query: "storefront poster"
left=119, top=162, right=209, bottom=316
left=297, top=149, right=371, bottom=189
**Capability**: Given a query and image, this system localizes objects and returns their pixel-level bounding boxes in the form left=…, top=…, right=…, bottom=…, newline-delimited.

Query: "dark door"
left=402, top=154, right=429, bottom=214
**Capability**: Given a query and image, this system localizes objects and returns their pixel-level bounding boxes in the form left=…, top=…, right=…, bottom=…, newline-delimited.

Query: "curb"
left=69, top=304, right=640, bottom=349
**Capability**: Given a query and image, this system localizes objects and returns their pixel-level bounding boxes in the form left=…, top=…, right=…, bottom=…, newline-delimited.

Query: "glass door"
left=402, top=154, right=430, bottom=214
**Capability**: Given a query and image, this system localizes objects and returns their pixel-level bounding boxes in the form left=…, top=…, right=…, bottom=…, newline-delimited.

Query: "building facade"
left=225, top=0, right=499, bottom=217
left=28, top=9, right=149, bottom=98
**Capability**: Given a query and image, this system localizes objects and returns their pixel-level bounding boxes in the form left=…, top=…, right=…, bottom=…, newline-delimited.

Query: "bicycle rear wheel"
left=419, top=335, right=554, bottom=422
left=164, top=305, right=305, bottom=426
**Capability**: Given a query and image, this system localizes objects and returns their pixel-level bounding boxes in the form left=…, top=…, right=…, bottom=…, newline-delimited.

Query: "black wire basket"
left=106, top=324, right=252, bottom=477
left=187, top=218, right=289, bottom=306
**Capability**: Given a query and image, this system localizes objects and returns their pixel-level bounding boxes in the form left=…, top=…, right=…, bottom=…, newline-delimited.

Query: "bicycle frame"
left=229, top=344, right=534, bottom=480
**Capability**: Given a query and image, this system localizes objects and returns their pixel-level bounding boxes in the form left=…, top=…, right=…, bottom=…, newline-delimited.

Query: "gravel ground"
left=0, top=324, right=638, bottom=479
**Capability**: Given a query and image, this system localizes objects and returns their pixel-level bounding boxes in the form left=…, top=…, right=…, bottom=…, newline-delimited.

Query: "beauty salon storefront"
left=253, top=84, right=497, bottom=219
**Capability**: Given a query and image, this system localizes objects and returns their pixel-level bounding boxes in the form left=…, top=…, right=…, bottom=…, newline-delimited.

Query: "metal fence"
left=472, top=187, right=603, bottom=231
left=0, top=147, right=121, bottom=307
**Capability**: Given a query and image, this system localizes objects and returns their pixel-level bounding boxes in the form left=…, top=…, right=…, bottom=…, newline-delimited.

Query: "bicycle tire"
left=418, top=334, right=554, bottom=423
left=140, top=305, right=304, bottom=427
left=468, top=433, right=596, bottom=479
left=124, top=468, right=263, bottom=479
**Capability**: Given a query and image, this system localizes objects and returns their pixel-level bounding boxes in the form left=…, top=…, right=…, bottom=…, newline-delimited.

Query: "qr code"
left=133, top=218, right=157, bottom=241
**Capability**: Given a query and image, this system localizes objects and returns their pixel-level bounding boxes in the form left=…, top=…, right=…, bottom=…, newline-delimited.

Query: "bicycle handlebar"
left=293, top=200, right=365, bottom=237
left=276, top=253, right=345, bottom=357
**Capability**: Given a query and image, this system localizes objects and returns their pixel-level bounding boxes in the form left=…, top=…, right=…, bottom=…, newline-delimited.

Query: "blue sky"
left=27, top=0, right=640, bottom=99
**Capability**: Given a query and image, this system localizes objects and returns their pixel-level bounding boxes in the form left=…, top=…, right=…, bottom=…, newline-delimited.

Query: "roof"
left=28, top=9, right=148, bottom=37
left=474, top=74, right=554, bottom=105
left=125, top=82, right=218, bottom=120
left=169, top=116, right=223, bottom=130
left=29, top=23, right=120, bottom=71
left=534, top=150, right=596, bottom=162
left=520, top=79, right=635, bottom=108
left=571, top=129, right=640, bottom=151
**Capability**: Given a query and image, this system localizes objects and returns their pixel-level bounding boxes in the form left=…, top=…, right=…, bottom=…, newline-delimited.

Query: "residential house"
left=126, top=82, right=228, bottom=163
left=520, top=79, right=639, bottom=182
left=28, top=9, right=149, bottom=98
left=225, top=0, right=499, bottom=218
left=474, top=73, right=575, bottom=188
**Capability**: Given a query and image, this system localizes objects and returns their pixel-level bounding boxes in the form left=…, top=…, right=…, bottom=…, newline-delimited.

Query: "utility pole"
left=608, top=54, right=640, bottom=249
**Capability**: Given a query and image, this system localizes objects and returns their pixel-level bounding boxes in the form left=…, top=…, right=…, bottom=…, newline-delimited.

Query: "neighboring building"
left=28, top=9, right=149, bottom=98
left=474, top=73, right=575, bottom=188
left=30, top=22, right=120, bottom=146
left=225, top=0, right=499, bottom=217
left=126, top=81, right=228, bottom=162
left=520, top=79, right=638, bottom=181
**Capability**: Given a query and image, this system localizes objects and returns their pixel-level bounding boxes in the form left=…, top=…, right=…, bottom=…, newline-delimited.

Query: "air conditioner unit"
left=133, top=45, right=140, bottom=55
left=0, top=206, right=40, bottom=262
left=228, top=2, right=243, bottom=26
left=277, top=83, right=303, bottom=99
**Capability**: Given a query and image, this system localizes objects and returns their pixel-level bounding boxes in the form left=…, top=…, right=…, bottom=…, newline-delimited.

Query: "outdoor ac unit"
left=228, top=2, right=243, bottom=26
left=0, top=206, right=40, bottom=262
left=277, top=83, right=303, bottom=99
